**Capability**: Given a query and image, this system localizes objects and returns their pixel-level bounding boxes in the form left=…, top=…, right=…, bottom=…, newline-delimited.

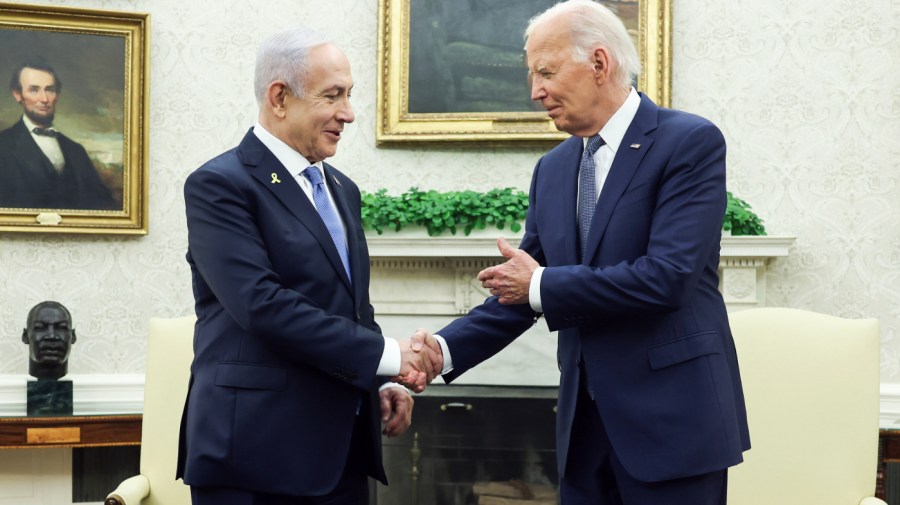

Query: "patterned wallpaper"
left=0, top=0, right=898, bottom=383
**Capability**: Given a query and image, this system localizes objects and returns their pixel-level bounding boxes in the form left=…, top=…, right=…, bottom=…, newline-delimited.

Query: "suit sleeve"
left=540, top=121, right=727, bottom=330
left=184, top=165, right=384, bottom=390
left=439, top=167, right=546, bottom=381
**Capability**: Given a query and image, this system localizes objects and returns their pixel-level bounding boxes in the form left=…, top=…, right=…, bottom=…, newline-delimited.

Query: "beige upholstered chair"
left=727, top=308, right=885, bottom=505
left=106, top=316, right=194, bottom=505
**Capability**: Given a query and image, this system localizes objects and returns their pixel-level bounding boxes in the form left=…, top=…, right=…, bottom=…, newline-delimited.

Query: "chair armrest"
left=859, top=497, right=888, bottom=505
left=105, top=474, right=150, bottom=505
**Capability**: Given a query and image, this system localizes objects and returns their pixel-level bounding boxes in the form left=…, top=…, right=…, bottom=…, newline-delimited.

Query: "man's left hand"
left=380, top=386, right=413, bottom=437
left=478, top=238, right=538, bottom=305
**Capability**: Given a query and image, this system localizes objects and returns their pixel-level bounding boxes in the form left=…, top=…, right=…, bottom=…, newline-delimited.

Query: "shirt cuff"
left=431, top=334, right=454, bottom=375
left=379, top=382, right=410, bottom=394
left=529, top=266, right=545, bottom=313
left=376, top=336, right=401, bottom=376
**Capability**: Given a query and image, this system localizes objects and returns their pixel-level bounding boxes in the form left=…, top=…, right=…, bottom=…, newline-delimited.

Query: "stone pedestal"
left=27, top=380, right=73, bottom=416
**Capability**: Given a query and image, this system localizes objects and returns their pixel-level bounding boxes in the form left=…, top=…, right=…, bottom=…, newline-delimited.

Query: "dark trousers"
left=560, top=373, right=728, bottom=505
left=191, top=413, right=371, bottom=505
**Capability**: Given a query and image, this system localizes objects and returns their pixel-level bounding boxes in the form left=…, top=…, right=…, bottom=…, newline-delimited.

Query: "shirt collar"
left=22, top=114, right=56, bottom=135
left=583, top=87, right=641, bottom=153
left=252, top=122, right=322, bottom=178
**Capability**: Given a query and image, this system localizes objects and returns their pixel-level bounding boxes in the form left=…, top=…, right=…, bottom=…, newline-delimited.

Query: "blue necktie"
left=578, top=134, right=605, bottom=258
left=303, top=166, right=351, bottom=282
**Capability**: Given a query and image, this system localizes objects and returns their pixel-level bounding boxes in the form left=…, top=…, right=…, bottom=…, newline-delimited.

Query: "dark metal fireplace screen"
left=375, top=385, right=559, bottom=505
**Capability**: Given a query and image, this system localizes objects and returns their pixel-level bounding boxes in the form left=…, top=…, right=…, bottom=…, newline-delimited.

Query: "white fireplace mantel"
left=367, top=231, right=795, bottom=312
left=363, top=230, right=795, bottom=386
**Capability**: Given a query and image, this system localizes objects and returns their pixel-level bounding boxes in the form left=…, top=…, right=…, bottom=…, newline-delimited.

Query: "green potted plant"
left=724, top=191, right=766, bottom=236
left=361, top=188, right=765, bottom=237
left=361, top=187, right=528, bottom=237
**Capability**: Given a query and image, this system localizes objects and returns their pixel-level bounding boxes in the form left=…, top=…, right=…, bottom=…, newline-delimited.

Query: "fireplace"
left=376, top=384, right=559, bottom=505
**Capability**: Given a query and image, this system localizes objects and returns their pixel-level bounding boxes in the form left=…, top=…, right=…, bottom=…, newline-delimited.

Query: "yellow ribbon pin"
left=270, top=173, right=281, bottom=184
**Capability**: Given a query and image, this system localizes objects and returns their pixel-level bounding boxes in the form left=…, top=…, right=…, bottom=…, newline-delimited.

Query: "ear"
left=70, top=329, right=77, bottom=344
left=266, top=81, right=289, bottom=118
left=11, top=90, right=21, bottom=103
left=21, top=329, right=28, bottom=344
left=591, top=47, right=610, bottom=82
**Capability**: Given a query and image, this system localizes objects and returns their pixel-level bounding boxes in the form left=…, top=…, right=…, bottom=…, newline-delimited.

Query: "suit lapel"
left=557, top=139, right=582, bottom=265
left=324, top=163, right=365, bottom=309
left=583, top=95, right=658, bottom=262
left=238, top=130, right=353, bottom=294
left=11, top=122, right=57, bottom=180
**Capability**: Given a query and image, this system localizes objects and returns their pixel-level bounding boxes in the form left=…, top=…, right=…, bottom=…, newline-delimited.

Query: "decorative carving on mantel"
left=718, top=236, right=796, bottom=310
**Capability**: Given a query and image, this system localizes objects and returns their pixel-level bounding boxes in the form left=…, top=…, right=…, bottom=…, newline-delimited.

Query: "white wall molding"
left=881, top=383, right=900, bottom=429
left=0, top=374, right=143, bottom=417
left=2, top=375, right=897, bottom=432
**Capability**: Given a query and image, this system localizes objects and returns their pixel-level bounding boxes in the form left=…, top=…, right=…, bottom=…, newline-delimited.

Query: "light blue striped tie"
left=303, top=166, right=351, bottom=282
left=578, top=134, right=605, bottom=259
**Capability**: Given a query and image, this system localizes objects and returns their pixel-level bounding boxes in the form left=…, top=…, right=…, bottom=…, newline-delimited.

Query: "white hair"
left=525, top=0, right=640, bottom=89
left=253, top=27, right=332, bottom=105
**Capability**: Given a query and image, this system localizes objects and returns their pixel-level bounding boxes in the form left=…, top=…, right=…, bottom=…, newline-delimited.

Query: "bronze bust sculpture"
left=22, top=300, right=77, bottom=381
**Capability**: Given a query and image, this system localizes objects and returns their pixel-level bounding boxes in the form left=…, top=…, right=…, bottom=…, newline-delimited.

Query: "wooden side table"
left=0, top=414, right=141, bottom=449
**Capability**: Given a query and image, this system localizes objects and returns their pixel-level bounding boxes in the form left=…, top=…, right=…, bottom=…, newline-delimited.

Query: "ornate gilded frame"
left=376, top=0, right=671, bottom=145
left=0, top=3, right=149, bottom=234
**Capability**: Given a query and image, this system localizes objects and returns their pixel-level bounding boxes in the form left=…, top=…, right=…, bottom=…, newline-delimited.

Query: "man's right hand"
left=409, top=328, right=443, bottom=374
left=393, top=329, right=443, bottom=393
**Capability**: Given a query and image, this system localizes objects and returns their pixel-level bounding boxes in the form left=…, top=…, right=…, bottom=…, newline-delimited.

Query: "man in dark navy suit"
left=0, top=60, right=116, bottom=210
left=420, top=1, right=750, bottom=504
left=177, top=28, right=440, bottom=505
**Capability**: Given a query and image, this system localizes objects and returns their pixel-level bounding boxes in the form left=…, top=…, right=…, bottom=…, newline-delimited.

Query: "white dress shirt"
left=23, top=115, right=65, bottom=172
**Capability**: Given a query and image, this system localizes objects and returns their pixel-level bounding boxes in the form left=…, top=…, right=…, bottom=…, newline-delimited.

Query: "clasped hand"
left=393, top=328, right=443, bottom=393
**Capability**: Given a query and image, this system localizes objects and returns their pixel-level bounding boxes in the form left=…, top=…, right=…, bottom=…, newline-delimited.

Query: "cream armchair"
left=727, top=308, right=885, bottom=505
left=105, top=316, right=194, bottom=505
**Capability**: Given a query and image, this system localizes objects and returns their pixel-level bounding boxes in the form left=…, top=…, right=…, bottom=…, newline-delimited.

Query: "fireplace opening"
left=376, top=384, right=559, bottom=505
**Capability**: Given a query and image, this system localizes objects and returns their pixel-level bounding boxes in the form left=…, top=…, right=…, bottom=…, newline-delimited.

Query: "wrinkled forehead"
left=526, top=25, right=574, bottom=67
left=305, top=43, right=353, bottom=90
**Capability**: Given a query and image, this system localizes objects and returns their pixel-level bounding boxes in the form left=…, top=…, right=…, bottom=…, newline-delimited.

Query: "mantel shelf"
left=367, top=230, right=795, bottom=261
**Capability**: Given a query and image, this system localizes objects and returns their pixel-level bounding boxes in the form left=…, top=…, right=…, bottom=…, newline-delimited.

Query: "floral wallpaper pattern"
left=0, top=0, right=898, bottom=384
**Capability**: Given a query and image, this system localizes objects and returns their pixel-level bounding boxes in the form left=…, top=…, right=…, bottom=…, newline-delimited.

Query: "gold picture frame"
left=376, top=0, right=671, bottom=145
left=0, top=3, right=149, bottom=234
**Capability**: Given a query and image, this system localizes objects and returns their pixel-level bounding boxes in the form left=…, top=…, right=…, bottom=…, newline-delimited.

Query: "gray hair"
left=525, top=0, right=640, bottom=89
left=253, top=27, right=332, bottom=105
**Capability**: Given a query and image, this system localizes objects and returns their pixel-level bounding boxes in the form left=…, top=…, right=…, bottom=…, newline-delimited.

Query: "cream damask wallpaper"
left=0, top=0, right=898, bottom=383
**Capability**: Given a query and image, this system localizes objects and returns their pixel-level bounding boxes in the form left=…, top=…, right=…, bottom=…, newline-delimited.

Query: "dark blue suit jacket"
left=176, top=129, right=388, bottom=496
left=440, top=94, right=750, bottom=483
left=0, top=120, right=116, bottom=210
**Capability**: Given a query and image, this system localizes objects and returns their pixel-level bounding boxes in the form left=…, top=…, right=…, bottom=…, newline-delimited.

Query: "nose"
left=530, top=77, right=546, bottom=102
left=338, top=100, right=355, bottom=124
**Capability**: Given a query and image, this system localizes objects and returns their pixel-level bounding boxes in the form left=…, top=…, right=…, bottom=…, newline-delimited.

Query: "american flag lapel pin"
left=331, top=175, right=342, bottom=187
left=630, top=143, right=641, bottom=149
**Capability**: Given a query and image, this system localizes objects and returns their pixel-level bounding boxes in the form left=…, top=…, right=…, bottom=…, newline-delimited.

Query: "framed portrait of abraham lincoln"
left=0, top=3, right=148, bottom=234
left=376, top=0, right=672, bottom=144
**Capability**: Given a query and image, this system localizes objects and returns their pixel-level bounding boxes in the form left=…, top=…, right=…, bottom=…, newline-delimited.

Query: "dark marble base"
left=27, top=380, right=73, bottom=416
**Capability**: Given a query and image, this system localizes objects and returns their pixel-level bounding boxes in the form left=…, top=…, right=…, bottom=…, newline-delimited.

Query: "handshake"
left=393, top=329, right=443, bottom=393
